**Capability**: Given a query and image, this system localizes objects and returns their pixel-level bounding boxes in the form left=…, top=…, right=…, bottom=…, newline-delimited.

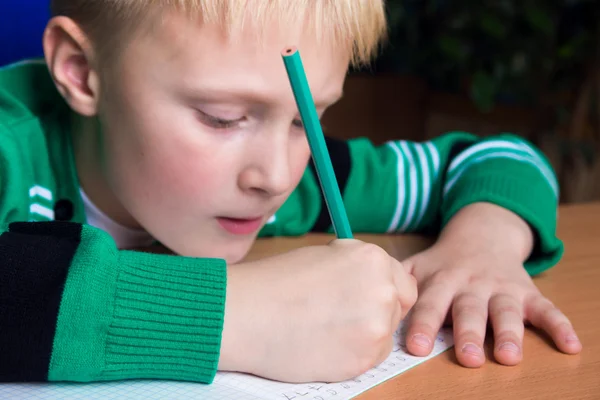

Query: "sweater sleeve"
left=259, top=131, right=562, bottom=275
left=0, top=221, right=227, bottom=383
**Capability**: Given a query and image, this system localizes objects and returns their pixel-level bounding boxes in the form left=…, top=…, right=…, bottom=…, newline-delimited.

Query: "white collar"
left=80, top=188, right=156, bottom=249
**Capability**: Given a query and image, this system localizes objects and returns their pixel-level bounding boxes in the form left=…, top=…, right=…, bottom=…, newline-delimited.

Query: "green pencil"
left=281, top=46, right=353, bottom=239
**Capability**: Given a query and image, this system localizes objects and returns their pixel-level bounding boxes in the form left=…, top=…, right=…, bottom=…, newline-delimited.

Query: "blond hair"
left=50, top=0, right=387, bottom=68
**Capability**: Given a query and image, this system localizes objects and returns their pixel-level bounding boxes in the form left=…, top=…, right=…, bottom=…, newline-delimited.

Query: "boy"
left=0, top=0, right=581, bottom=385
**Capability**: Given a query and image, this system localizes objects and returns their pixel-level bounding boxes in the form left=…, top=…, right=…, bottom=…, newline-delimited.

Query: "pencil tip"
left=282, top=46, right=298, bottom=56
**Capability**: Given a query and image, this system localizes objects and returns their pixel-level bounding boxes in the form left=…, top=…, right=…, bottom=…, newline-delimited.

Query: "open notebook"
left=0, top=324, right=453, bottom=400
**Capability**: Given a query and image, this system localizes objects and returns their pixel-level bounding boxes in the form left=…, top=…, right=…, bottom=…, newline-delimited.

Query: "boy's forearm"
left=436, top=202, right=534, bottom=263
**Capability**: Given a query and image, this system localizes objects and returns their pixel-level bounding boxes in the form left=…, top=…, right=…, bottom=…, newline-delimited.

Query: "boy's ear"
left=43, top=17, right=101, bottom=117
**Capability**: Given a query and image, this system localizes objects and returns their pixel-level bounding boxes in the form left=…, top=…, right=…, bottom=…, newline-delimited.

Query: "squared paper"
left=0, top=324, right=453, bottom=400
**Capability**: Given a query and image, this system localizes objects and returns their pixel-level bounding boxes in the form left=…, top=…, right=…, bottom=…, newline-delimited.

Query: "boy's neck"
left=70, top=112, right=143, bottom=230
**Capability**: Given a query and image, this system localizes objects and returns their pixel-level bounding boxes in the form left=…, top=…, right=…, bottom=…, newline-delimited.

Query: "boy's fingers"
left=526, top=294, right=582, bottom=355
left=391, top=259, right=418, bottom=318
left=452, top=292, right=489, bottom=368
left=405, top=280, right=454, bottom=357
left=489, top=294, right=524, bottom=366
left=328, top=238, right=362, bottom=248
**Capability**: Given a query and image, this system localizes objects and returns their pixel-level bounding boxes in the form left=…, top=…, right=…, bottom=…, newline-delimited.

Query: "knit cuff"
left=442, top=168, right=563, bottom=276
left=49, top=225, right=227, bottom=383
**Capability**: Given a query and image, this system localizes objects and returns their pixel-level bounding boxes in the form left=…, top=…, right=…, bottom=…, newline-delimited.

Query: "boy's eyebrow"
left=184, top=86, right=344, bottom=108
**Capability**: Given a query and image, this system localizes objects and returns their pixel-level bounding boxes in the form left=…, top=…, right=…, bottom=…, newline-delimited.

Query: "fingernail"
left=498, top=342, right=520, bottom=355
left=461, top=343, right=483, bottom=356
left=411, top=334, right=432, bottom=349
left=566, top=334, right=580, bottom=344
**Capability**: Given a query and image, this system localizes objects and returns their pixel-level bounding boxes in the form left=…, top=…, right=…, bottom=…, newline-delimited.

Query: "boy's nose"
left=239, top=138, right=292, bottom=197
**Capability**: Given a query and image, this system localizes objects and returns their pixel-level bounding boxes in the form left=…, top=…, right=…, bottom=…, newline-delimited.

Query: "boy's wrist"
left=218, top=263, right=263, bottom=374
left=437, top=202, right=534, bottom=263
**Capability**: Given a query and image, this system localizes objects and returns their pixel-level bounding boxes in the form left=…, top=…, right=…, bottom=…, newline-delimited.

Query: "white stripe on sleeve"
left=445, top=140, right=558, bottom=197
left=386, top=142, right=406, bottom=233
left=397, top=142, right=418, bottom=232
left=413, top=143, right=433, bottom=229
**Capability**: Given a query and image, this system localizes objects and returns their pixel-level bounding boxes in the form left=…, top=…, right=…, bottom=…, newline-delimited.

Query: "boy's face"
left=86, top=12, right=348, bottom=263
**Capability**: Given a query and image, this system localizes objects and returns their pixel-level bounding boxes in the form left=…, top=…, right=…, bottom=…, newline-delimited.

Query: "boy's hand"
left=402, top=203, right=582, bottom=367
left=219, top=240, right=418, bottom=383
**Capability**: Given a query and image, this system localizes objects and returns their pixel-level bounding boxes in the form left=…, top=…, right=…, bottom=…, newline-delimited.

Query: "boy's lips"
left=216, top=216, right=264, bottom=235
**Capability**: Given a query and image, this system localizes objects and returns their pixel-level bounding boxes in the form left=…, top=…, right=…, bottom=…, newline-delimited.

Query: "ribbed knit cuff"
left=442, top=168, right=564, bottom=276
left=49, top=225, right=227, bottom=383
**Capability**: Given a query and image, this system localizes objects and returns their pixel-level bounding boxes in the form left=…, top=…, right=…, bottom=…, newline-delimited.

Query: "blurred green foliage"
left=372, top=0, right=599, bottom=113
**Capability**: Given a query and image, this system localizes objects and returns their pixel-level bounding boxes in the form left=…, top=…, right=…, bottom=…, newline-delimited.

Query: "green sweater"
left=0, top=60, right=562, bottom=384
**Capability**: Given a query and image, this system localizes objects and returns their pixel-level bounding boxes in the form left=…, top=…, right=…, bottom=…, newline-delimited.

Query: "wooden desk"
left=247, top=202, right=600, bottom=399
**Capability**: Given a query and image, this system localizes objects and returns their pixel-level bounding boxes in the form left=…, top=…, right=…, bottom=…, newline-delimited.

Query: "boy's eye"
left=197, top=110, right=305, bottom=131
left=197, top=110, right=244, bottom=129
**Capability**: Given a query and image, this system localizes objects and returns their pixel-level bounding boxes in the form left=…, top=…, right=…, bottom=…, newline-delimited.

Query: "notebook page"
left=0, top=324, right=453, bottom=400
left=210, top=325, right=453, bottom=400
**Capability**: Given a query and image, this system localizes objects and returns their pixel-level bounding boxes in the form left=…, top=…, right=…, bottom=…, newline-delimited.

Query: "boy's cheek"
left=105, top=134, right=226, bottom=217
left=290, top=139, right=312, bottom=179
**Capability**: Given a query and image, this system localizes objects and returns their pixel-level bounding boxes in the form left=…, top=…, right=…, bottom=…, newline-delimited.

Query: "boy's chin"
left=221, top=240, right=256, bottom=265
left=141, top=229, right=259, bottom=263
left=130, top=240, right=252, bottom=263
left=225, top=252, right=251, bottom=265
left=180, top=237, right=256, bottom=264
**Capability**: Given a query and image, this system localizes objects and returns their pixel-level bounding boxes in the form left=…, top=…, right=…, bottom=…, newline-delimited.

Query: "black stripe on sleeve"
left=0, top=221, right=82, bottom=382
left=435, top=138, right=475, bottom=198
left=426, top=138, right=486, bottom=234
left=447, top=140, right=474, bottom=167
left=308, top=136, right=352, bottom=233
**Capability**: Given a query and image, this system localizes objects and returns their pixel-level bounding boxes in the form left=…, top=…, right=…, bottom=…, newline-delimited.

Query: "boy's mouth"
left=216, top=216, right=264, bottom=235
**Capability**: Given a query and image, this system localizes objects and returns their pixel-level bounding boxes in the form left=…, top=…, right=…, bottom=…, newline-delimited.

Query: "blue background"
left=0, top=1, right=50, bottom=66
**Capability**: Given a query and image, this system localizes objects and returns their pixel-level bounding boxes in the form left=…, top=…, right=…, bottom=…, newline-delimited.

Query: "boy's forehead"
left=151, top=11, right=346, bottom=62
left=132, top=11, right=348, bottom=101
